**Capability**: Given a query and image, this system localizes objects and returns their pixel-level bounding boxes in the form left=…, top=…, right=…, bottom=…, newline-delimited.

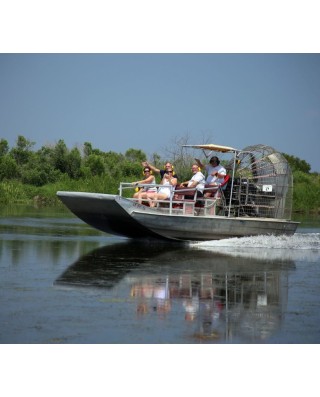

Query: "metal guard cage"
left=225, top=144, right=293, bottom=219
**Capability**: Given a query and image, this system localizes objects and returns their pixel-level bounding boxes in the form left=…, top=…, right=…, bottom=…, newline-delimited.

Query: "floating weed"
left=99, top=297, right=133, bottom=303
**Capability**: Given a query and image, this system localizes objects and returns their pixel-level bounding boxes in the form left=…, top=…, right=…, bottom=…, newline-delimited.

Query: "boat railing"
left=119, top=182, right=193, bottom=214
left=119, top=182, right=225, bottom=216
left=119, top=182, right=175, bottom=197
left=119, top=179, right=287, bottom=219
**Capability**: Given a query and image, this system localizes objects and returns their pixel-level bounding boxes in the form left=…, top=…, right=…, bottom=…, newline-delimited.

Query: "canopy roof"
left=182, top=144, right=238, bottom=153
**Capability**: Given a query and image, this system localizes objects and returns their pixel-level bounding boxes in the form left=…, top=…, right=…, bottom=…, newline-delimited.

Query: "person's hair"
left=210, top=156, right=220, bottom=165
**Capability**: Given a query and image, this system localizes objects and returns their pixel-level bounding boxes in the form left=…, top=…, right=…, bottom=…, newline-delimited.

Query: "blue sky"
left=1, top=53, right=319, bottom=171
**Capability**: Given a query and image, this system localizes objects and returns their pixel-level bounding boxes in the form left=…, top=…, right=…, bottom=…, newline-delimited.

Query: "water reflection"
left=0, top=213, right=106, bottom=266
left=56, top=242, right=296, bottom=343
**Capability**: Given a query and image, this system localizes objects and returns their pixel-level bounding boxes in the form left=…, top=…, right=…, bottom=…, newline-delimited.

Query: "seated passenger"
left=147, top=168, right=177, bottom=208
left=195, top=156, right=226, bottom=198
left=176, top=164, right=205, bottom=199
left=132, top=167, right=157, bottom=204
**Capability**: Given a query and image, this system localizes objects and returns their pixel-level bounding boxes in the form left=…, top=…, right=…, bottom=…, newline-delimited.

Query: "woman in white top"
left=148, top=168, right=177, bottom=208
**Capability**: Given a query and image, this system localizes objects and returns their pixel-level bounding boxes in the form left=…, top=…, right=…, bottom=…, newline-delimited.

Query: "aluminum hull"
left=57, top=191, right=299, bottom=242
left=132, top=211, right=297, bottom=240
left=56, top=191, right=165, bottom=239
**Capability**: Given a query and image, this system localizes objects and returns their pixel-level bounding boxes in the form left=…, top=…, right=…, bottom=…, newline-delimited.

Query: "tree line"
left=0, top=135, right=319, bottom=213
left=0, top=135, right=148, bottom=186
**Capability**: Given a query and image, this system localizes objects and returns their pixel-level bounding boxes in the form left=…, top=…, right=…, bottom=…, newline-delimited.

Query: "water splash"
left=191, top=233, right=320, bottom=263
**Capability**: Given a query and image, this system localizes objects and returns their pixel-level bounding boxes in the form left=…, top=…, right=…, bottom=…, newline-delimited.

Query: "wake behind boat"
left=57, top=143, right=299, bottom=241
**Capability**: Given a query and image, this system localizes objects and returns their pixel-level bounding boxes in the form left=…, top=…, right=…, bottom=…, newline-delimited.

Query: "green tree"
left=292, top=171, right=320, bottom=212
left=84, top=154, right=105, bottom=176
left=283, top=153, right=311, bottom=174
left=66, top=147, right=82, bottom=179
left=0, top=139, right=9, bottom=156
left=121, top=160, right=142, bottom=178
left=21, top=168, right=48, bottom=186
left=103, top=151, right=124, bottom=179
left=83, top=141, right=93, bottom=157
left=0, top=155, right=19, bottom=180
left=52, top=139, right=68, bottom=173
left=11, top=135, right=35, bottom=165
left=35, top=145, right=62, bottom=183
left=124, top=148, right=146, bottom=163
left=120, top=149, right=147, bottom=179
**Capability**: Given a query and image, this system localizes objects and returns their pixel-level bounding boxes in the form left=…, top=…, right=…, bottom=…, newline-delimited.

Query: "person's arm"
left=211, top=169, right=226, bottom=179
left=168, top=176, right=177, bottom=187
left=188, top=173, right=202, bottom=188
left=214, top=171, right=224, bottom=178
left=195, top=158, right=205, bottom=169
left=188, top=180, right=198, bottom=188
left=132, top=175, right=154, bottom=185
left=162, top=173, right=176, bottom=185
left=142, top=161, right=160, bottom=174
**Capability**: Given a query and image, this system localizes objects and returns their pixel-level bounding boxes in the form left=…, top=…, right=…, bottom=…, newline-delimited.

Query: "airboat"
left=57, top=143, right=299, bottom=241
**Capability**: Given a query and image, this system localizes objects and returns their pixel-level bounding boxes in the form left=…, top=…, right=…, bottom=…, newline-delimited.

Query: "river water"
left=1, top=205, right=320, bottom=344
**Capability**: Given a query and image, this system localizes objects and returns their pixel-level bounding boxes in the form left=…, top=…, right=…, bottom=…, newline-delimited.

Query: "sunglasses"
left=167, top=171, right=173, bottom=173
left=144, top=170, right=150, bottom=173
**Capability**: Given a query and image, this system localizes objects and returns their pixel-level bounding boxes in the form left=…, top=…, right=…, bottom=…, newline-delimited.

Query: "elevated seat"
left=202, top=174, right=230, bottom=198
left=197, top=175, right=230, bottom=215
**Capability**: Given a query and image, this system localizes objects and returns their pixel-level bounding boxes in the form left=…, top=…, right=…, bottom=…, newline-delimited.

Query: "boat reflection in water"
left=55, top=241, right=296, bottom=343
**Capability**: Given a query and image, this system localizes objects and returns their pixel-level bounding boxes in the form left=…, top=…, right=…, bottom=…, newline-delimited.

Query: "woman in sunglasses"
left=132, top=167, right=157, bottom=203
left=147, top=169, right=177, bottom=208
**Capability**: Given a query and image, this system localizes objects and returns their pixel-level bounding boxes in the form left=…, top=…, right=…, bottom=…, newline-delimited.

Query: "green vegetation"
left=281, top=153, right=320, bottom=213
left=0, top=136, right=145, bottom=205
left=1, top=135, right=319, bottom=213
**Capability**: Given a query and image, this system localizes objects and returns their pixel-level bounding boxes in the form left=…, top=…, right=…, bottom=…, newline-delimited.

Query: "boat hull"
left=132, top=211, right=298, bottom=241
left=57, top=191, right=168, bottom=240
left=57, top=191, right=299, bottom=242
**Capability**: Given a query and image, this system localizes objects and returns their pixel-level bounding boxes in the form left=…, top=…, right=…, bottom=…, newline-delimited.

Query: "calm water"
left=1, top=205, right=320, bottom=344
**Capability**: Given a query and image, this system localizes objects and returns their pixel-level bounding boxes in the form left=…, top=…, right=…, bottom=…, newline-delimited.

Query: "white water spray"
left=191, top=233, right=320, bottom=262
